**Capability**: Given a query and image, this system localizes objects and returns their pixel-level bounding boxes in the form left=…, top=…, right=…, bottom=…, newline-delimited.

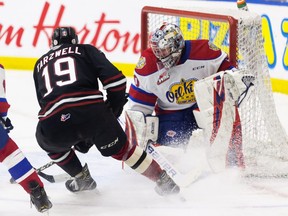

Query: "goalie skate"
left=155, top=170, right=180, bottom=196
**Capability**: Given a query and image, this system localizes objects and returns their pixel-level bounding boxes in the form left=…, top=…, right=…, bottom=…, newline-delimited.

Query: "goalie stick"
left=10, top=161, right=70, bottom=184
left=146, top=140, right=203, bottom=187
left=125, top=110, right=203, bottom=187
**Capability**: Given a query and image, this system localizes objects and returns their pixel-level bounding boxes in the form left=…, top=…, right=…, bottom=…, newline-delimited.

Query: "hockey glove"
left=0, top=116, right=14, bottom=133
left=74, top=140, right=94, bottom=154
left=106, top=93, right=128, bottom=118
left=224, top=70, right=255, bottom=107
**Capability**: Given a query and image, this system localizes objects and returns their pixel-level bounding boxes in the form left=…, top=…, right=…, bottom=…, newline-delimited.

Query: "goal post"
left=141, top=6, right=238, bottom=66
left=141, top=5, right=288, bottom=177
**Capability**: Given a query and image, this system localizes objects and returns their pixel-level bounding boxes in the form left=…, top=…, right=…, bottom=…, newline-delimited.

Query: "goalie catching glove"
left=223, top=69, right=255, bottom=107
left=193, top=69, right=255, bottom=129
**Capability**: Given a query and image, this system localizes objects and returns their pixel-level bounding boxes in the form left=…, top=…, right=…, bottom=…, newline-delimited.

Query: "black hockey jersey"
left=33, top=44, right=126, bottom=120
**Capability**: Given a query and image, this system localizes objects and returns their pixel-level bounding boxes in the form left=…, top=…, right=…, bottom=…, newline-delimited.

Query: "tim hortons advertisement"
left=0, top=0, right=287, bottom=85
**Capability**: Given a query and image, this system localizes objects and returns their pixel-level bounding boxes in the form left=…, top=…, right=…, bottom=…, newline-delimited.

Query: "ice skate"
left=29, top=181, right=52, bottom=213
left=65, top=163, right=97, bottom=192
left=155, top=170, right=180, bottom=196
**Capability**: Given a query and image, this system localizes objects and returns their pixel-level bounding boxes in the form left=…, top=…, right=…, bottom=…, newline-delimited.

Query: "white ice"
left=1, top=70, right=288, bottom=216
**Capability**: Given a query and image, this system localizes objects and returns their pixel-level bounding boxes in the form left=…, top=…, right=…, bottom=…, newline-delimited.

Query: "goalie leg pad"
left=194, top=71, right=235, bottom=141
left=194, top=71, right=244, bottom=172
left=125, top=110, right=159, bottom=149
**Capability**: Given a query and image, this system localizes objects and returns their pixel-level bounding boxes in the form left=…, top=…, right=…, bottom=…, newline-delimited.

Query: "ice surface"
left=1, top=70, right=288, bottom=216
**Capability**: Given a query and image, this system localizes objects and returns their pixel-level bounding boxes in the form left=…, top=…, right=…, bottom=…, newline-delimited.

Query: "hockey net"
left=141, top=6, right=288, bottom=177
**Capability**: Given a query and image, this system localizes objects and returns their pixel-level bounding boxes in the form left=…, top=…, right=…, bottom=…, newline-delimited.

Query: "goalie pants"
left=157, top=106, right=199, bottom=147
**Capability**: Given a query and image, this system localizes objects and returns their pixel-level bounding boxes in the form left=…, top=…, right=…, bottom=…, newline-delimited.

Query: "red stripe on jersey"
left=0, top=138, right=19, bottom=162
left=39, top=99, right=103, bottom=120
left=108, top=85, right=126, bottom=92
left=129, top=85, right=157, bottom=105
left=218, top=58, right=233, bottom=72
left=0, top=101, right=10, bottom=114
left=102, top=73, right=124, bottom=85
left=40, top=90, right=101, bottom=114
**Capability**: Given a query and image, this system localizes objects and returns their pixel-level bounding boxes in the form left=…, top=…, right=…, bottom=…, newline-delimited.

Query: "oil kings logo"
left=135, top=56, right=146, bottom=69
left=166, top=78, right=197, bottom=104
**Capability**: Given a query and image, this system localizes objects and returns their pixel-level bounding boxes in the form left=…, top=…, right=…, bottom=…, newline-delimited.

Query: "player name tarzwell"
left=36, top=46, right=81, bottom=72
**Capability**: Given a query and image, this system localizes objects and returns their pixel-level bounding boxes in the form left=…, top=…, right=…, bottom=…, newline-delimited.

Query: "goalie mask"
left=150, top=23, right=185, bottom=69
left=51, top=27, right=78, bottom=47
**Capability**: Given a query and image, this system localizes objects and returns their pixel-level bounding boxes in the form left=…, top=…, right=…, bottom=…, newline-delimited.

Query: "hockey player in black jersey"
left=33, top=27, right=179, bottom=196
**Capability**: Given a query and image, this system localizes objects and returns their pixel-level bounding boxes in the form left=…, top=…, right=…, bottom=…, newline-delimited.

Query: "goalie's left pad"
left=125, top=110, right=159, bottom=150
left=193, top=69, right=255, bottom=129
left=193, top=70, right=246, bottom=173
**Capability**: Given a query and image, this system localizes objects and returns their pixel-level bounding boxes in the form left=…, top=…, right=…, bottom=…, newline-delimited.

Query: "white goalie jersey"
left=128, top=40, right=234, bottom=116
left=128, top=39, right=255, bottom=173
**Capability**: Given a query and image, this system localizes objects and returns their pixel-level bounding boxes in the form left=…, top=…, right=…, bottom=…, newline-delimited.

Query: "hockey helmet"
left=51, top=27, right=78, bottom=47
left=150, top=23, right=185, bottom=69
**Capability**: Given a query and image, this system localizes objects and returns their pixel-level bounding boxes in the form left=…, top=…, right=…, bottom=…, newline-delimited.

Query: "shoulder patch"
left=208, top=42, right=220, bottom=51
left=136, top=56, right=146, bottom=69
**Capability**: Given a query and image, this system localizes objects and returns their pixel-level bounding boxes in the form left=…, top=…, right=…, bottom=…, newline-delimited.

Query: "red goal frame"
left=141, top=6, right=238, bottom=67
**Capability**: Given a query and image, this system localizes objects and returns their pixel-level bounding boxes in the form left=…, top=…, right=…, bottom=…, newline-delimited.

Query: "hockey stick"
left=124, top=110, right=203, bottom=187
left=1, top=117, right=65, bottom=184
left=146, top=140, right=203, bottom=187
left=2, top=115, right=70, bottom=183
left=37, top=171, right=71, bottom=183
left=10, top=161, right=70, bottom=184
left=36, top=161, right=56, bottom=172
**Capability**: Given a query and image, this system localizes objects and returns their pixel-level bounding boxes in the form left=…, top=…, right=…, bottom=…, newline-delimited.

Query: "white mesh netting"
left=142, top=6, right=288, bottom=177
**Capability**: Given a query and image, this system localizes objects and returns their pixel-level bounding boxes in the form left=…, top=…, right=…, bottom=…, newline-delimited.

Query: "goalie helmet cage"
left=141, top=6, right=288, bottom=177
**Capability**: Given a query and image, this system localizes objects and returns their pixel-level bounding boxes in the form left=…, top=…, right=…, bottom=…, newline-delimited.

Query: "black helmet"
left=51, top=27, right=78, bottom=47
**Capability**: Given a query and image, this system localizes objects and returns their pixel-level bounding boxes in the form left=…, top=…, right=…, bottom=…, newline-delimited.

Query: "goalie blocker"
left=193, top=69, right=255, bottom=172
